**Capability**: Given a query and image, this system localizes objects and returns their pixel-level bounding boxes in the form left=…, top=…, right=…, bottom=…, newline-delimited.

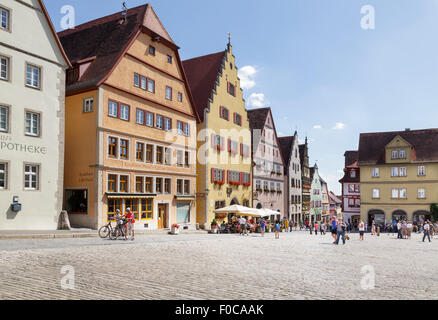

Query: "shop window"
left=65, top=189, right=88, bottom=214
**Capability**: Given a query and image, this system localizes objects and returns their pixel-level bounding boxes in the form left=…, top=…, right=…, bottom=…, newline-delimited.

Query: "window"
left=212, top=168, right=225, bottom=184
left=120, top=104, right=129, bottom=121
left=125, top=199, right=138, bottom=220
left=156, top=146, right=163, bottom=164
left=164, top=147, right=172, bottom=165
left=418, top=188, right=426, bottom=199
left=136, top=109, right=145, bottom=124
left=0, top=55, right=9, bottom=80
left=234, top=113, right=242, bottom=126
left=220, top=106, right=229, bottom=121
left=156, top=178, right=163, bottom=194
left=184, top=180, right=190, bottom=195
left=141, top=199, right=153, bottom=220
left=270, top=182, right=275, bottom=191
left=119, top=175, right=128, bottom=192
left=65, top=189, right=88, bottom=214
left=177, top=150, right=184, bottom=167
left=26, top=64, right=41, bottom=89
left=177, top=121, right=183, bottom=135
left=184, top=151, right=190, bottom=168
left=141, top=76, right=147, bottom=90
left=228, top=82, right=236, bottom=96
left=107, top=199, right=122, bottom=221
left=0, top=105, right=8, bottom=132
left=25, top=111, right=40, bottom=136
left=256, top=180, right=261, bottom=190
left=392, top=189, right=399, bottom=199
left=108, top=174, right=117, bottom=192
left=263, top=181, right=269, bottom=191
left=1, top=7, right=9, bottom=30
left=146, top=112, right=154, bottom=127
left=24, top=164, right=39, bottom=190
left=372, top=168, right=380, bottom=178
left=156, top=115, right=163, bottom=129
left=149, top=46, right=155, bottom=55
left=177, top=179, right=183, bottom=195
left=350, top=170, right=356, bottom=178
left=147, top=79, right=155, bottom=93
left=178, top=92, right=183, bottom=102
left=136, top=177, right=143, bottom=193
left=241, top=144, right=250, bottom=157
left=167, top=55, right=172, bottom=63
left=164, top=178, right=171, bottom=194
left=349, top=198, right=354, bottom=207
left=136, top=142, right=144, bottom=161
left=348, top=184, right=355, bottom=193
left=391, top=167, right=399, bottom=177
left=0, top=162, right=7, bottom=189
left=176, top=202, right=190, bottom=224
left=134, top=73, right=140, bottom=87
left=399, top=167, right=407, bottom=177
left=391, top=150, right=399, bottom=159
left=399, top=188, right=407, bottom=199
left=145, top=177, right=153, bottom=193
left=83, top=98, right=93, bottom=113
left=215, top=201, right=226, bottom=210
left=146, top=144, right=153, bottom=163
left=372, top=189, right=380, bottom=199
left=108, top=101, right=118, bottom=117
left=399, top=150, right=406, bottom=159
left=120, top=139, right=129, bottom=160
left=108, top=137, right=117, bottom=157
left=164, top=117, right=172, bottom=131
left=355, top=199, right=360, bottom=208
left=355, top=185, right=360, bottom=193
left=183, top=123, right=190, bottom=136
left=418, top=166, right=426, bottom=176
left=165, top=86, right=172, bottom=100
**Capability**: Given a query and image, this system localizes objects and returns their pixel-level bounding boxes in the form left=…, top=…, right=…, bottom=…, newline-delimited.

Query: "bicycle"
left=110, top=223, right=127, bottom=241
left=98, top=222, right=115, bottom=239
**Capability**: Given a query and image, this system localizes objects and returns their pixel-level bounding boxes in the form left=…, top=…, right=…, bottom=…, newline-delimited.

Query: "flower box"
left=171, top=224, right=180, bottom=235
left=214, top=180, right=225, bottom=185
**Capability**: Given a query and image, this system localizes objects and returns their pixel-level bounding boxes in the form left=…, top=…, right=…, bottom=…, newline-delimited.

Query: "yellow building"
left=183, top=42, right=252, bottom=229
left=59, top=4, right=199, bottom=230
left=358, top=129, right=438, bottom=226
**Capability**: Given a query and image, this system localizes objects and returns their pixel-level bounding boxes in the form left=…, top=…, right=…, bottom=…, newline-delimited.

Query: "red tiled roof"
left=344, top=151, right=359, bottom=167
left=182, top=51, right=226, bottom=122
left=279, top=136, right=294, bottom=167
left=358, top=128, right=438, bottom=165
left=247, top=108, right=270, bottom=131
left=58, top=4, right=176, bottom=93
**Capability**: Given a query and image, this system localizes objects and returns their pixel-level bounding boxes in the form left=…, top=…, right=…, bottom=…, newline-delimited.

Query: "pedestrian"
left=239, top=216, right=247, bottom=236
left=397, top=221, right=403, bottom=239
left=285, top=219, right=289, bottom=233
left=358, top=220, right=365, bottom=241
left=371, top=220, right=376, bottom=236
left=125, top=207, right=135, bottom=241
left=335, top=219, right=347, bottom=245
left=423, top=221, right=432, bottom=243
left=402, top=221, right=408, bottom=239
left=320, top=223, right=326, bottom=235
left=290, top=219, right=294, bottom=232
left=407, top=221, right=413, bottom=239
left=314, top=222, right=319, bottom=235
left=275, top=221, right=281, bottom=239
left=331, top=219, right=337, bottom=243
left=260, top=218, right=266, bottom=237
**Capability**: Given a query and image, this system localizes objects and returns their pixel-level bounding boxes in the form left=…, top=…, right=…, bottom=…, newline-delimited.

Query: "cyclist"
left=125, top=207, right=135, bottom=241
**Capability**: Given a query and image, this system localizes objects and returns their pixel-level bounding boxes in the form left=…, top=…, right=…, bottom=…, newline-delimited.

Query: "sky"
left=45, top=0, right=438, bottom=194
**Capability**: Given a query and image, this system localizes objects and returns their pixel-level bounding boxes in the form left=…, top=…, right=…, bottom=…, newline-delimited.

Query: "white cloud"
left=332, top=122, right=346, bottom=130
left=247, top=93, right=266, bottom=108
left=238, top=66, right=257, bottom=90
left=313, top=125, right=322, bottom=129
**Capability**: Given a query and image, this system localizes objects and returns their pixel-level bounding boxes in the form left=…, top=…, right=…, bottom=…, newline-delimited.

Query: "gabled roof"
left=247, top=108, right=270, bottom=131
left=38, top=0, right=71, bottom=67
left=182, top=51, right=226, bottom=122
left=278, top=136, right=295, bottom=167
left=329, top=192, right=342, bottom=205
left=358, top=128, right=438, bottom=165
left=58, top=4, right=176, bottom=93
left=344, top=151, right=359, bottom=167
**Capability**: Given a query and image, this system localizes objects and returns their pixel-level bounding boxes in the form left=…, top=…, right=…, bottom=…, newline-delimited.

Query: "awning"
left=106, top=193, right=157, bottom=199
left=175, top=196, right=196, bottom=201
left=214, top=205, right=262, bottom=217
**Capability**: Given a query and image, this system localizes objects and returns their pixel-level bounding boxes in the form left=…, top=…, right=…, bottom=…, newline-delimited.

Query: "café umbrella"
left=214, top=205, right=262, bottom=218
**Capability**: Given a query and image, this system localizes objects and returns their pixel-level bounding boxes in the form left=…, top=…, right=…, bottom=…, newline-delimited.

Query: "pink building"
left=248, top=108, right=285, bottom=220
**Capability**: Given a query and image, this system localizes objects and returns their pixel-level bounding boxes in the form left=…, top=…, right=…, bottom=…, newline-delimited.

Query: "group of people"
left=114, top=207, right=135, bottom=241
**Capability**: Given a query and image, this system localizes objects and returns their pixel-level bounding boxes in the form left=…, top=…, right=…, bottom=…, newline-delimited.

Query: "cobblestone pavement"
left=0, top=231, right=437, bottom=300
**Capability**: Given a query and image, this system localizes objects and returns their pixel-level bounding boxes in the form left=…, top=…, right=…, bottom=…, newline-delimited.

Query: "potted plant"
left=211, top=220, right=218, bottom=234
left=171, top=224, right=180, bottom=235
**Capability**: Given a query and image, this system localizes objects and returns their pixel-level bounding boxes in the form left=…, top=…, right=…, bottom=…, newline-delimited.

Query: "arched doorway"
left=368, top=210, right=385, bottom=229
left=230, top=198, right=240, bottom=206
left=413, top=210, right=431, bottom=224
left=256, top=203, right=263, bottom=209
left=392, top=210, right=407, bottom=222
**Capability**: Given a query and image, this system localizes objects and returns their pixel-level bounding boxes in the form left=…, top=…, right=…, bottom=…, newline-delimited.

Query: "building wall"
left=310, top=168, right=323, bottom=222
left=0, top=0, right=67, bottom=230
left=321, top=181, right=330, bottom=220
left=253, top=112, right=285, bottom=216
left=197, top=45, right=252, bottom=229
left=288, top=136, right=302, bottom=220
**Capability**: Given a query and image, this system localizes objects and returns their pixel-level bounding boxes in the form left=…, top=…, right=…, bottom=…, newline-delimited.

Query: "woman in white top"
left=359, top=220, right=365, bottom=241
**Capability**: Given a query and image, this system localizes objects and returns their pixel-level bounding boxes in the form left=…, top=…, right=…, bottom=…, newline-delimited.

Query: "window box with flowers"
left=270, top=190, right=276, bottom=194
left=230, top=181, right=241, bottom=186
left=264, top=188, right=270, bottom=193
left=276, top=172, right=282, bottom=176
left=256, top=188, right=262, bottom=192
left=171, top=224, right=180, bottom=235
left=277, top=190, right=282, bottom=194
left=214, top=180, right=225, bottom=186
left=243, top=182, right=251, bottom=187
left=270, top=171, right=276, bottom=175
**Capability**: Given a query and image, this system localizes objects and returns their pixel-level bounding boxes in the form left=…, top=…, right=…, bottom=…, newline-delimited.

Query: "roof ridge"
left=360, top=128, right=438, bottom=136
left=184, top=51, right=227, bottom=63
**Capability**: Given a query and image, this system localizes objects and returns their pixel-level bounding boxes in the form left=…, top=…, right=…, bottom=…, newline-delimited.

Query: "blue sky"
left=45, top=0, right=438, bottom=194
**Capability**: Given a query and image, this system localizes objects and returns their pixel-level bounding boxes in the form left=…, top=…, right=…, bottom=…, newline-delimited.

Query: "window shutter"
left=219, top=106, right=223, bottom=119
left=240, top=143, right=243, bottom=156
left=240, top=172, right=244, bottom=185
left=211, top=168, right=215, bottom=183
left=211, top=134, right=215, bottom=148
left=227, top=82, right=230, bottom=94
left=221, top=137, right=225, bottom=150
left=234, top=85, right=237, bottom=97
left=228, top=139, right=231, bottom=153
left=227, top=170, right=230, bottom=184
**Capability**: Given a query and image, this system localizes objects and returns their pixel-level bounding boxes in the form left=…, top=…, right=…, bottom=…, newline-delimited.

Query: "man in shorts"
left=125, top=207, right=135, bottom=241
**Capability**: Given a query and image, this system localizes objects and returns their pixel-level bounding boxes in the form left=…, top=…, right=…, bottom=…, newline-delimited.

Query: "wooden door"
left=158, top=205, right=166, bottom=229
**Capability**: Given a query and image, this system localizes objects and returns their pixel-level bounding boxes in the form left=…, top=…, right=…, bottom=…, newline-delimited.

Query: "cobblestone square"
left=0, top=231, right=437, bottom=300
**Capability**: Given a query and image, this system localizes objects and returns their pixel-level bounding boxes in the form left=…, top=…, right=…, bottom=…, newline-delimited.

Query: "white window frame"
left=391, top=167, right=399, bottom=177
left=0, top=7, right=9, bottom=31
left=165, top=86, right=172, bottom=100
left=418, top=166, right=426, bottom=177
left=164, top=118, right=171, bottom=131
left=372, top=168, right=379, bottom=178
left=372, top=189, right=380, bottom=199
left=24, top=164, right=39, bottom=191
left=136, top=109, right=145, bottom=125
left=120, top=104, right=129, bottom=121
left=25, top=63, right=41, bottom=89
left=399, top=150, right=406, bottom=159
left=392, top=189, right=399, bottom=199
left=178, top=92, right=183, bottom=102
left=0, top=55, right=9, bottom=81
left=25, top=111, right=40, bottom=137
left=0, top=105, right=8, bottom=132
left=391, top=150, right=399, bottom=159
left=147, top=79, right=155, bottom=93
left=399, top=167, right=407, bottom=177
left=0, top=162, right=7, bottom=189
left=399, top=188, right=407, bottom=199
left=134, top=73, right=140, bottom=87
left=418, top=188, right=426, bottom=199
left=83, top=97, right=93, bottom=113
left=146, top=112, right=154, bottom=127
left=156, top=115, right=163, bottom=130
left=108, top=101, right=118, bottom=118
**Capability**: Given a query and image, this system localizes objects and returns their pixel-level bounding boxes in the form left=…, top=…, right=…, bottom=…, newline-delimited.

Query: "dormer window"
left=392, top=150, right=399, bottom=159
left=149, top=46, right=156, bottom=56
left=350, top=170, right=356, bottom=178
left=399, top=150, right=406, bottom=159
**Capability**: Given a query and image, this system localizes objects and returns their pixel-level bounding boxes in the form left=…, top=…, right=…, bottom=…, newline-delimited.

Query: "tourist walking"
left=314, top=222, right=319, bottom=235
left=335, top=219, right=347, bottom=245
left=423, top=221, right=432, bottom=243
left=275, top=221, right=281, bottom=239
left=371, top=220, right=376, bottom=235
left=401, top=221, right=408, bottom=239
left=125, top=207, right=135, bottom=241
left=260, top=218, right=266, bottom=237
left=407, top=221, right=413, bottom=239
left=320, top=223, right=326, bottom=235
left=331, top=219, right=337, bottom=243
left=285, top=219, right=290, bottom=233
left=359, top=220, right=365, bottom=241
left=239, top=217, right=247, bottom=236
left=397, top=221, right=403, bottom=239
